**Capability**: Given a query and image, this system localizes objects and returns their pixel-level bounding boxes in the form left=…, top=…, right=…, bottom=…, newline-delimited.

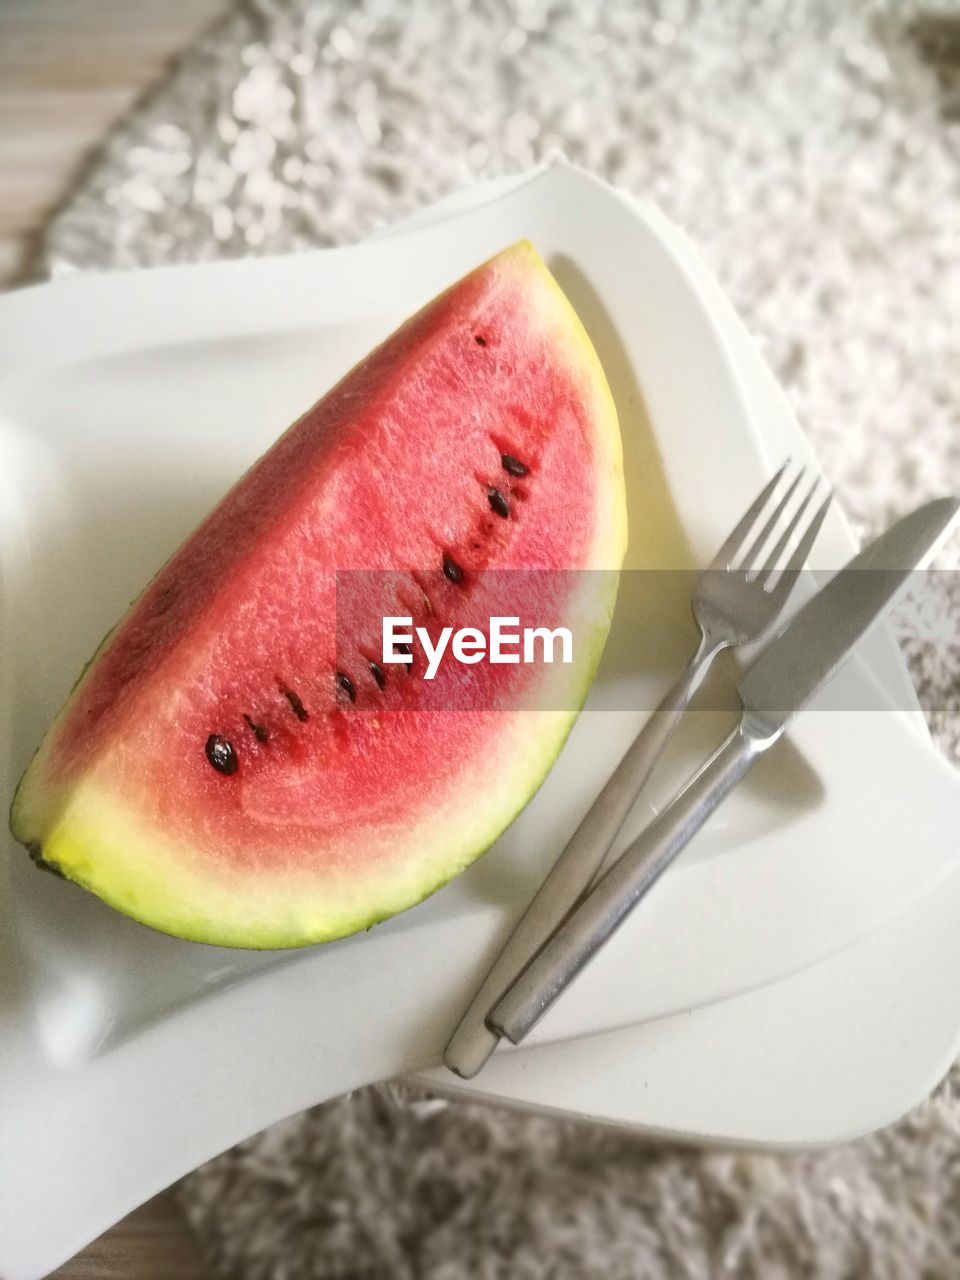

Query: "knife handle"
left=487, top=721, right=764, bottom=1046
left=443, top=635, right=719, bottom=1080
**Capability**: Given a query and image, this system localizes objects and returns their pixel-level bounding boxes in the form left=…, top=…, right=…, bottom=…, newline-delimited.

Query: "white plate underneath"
left=2, top=164, right=959, bottom=1278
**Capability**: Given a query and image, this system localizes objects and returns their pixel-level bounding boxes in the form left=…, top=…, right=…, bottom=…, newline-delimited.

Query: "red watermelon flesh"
left=11, top=242, right=626, bottom=948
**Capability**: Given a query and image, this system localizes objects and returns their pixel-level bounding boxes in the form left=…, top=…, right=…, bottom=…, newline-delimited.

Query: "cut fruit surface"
left=11, top=242, right=626, bottom=948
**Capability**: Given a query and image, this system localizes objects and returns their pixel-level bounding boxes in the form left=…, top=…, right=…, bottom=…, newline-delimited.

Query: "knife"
left=486, top=497, right=959, bottom=1049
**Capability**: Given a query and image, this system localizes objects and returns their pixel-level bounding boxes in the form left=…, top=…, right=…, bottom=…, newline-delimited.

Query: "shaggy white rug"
left=42, top=0, right=960, bottom=1274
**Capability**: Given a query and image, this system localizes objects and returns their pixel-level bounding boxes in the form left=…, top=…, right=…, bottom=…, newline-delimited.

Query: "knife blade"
left=738, top=497, right=959, bottom=735
left=487, top=497, right=959, bottom=1047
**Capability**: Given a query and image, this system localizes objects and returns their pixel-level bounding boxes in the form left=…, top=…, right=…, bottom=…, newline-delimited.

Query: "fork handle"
left=488, top=721, right=762, bottom=1046
left=442, top=631, right=721, bottom=1080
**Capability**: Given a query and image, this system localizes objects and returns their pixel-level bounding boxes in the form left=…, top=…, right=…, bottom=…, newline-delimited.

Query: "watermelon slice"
left=10, top=242, right=626, bottom=948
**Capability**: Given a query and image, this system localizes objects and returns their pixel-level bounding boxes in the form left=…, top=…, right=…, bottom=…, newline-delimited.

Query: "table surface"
left=3, top=3, right=227, bottom=1274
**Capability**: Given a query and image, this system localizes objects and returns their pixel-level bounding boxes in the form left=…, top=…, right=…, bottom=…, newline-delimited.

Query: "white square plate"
left=2, top=164, right=959, bottom=1277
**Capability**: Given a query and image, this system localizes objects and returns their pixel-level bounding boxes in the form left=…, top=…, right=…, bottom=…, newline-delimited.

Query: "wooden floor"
left=4, top=4, right=230, bottom=1274
left=0, top=0, right=227, bottom=287
left=47, top=1196, right=211, bottom=1279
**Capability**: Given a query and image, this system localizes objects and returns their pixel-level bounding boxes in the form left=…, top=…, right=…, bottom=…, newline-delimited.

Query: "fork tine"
left=755, top=475, right=818, bottom=586
left=738, top=469, right=804, bottom=573
left=782, top=489, right=832, bottom=574
left=767, top=489, right=833, bottom=603
left=709, top=460, right=790, bottom=570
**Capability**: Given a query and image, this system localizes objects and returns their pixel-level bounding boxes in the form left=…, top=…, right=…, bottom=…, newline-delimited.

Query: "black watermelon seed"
left=487, top=486, right=510, bottom=518
left=501, top=453, right=529, bottom=477
left=369, top=660, right=387, bottom=690
left=243, top=714, right=269, bottom=743
left=396, top=642, right=413, bottom=673
left=443, top=554, right=464, bottom=584
left=282, top=687, right=309, bottom=721
left=474, top=334, right=487, bottom=346
left=205, top=734, right=238, bottom=776
left=336, top=671, right=357, bottom=702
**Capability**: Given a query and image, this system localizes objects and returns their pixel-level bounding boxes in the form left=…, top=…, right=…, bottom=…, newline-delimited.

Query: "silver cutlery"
left=487, top=497, right=960, bottom=1047
left=445, top=462, right=831, bottom=1078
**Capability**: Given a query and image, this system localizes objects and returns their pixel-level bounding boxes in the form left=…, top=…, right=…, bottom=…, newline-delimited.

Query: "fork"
left=443, top=461, right=831, bottom=1078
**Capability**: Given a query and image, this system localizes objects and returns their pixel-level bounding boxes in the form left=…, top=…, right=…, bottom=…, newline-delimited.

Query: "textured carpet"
left=43, top=1, right=960, bottom=1275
